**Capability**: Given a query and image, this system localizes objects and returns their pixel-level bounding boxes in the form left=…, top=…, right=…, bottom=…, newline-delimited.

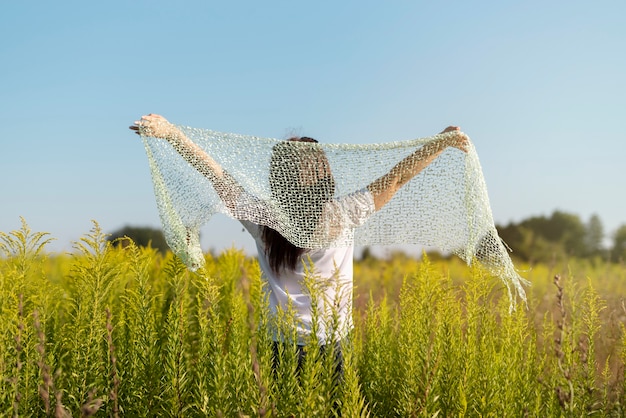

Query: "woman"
left=130, top=114, right=468, bottom=371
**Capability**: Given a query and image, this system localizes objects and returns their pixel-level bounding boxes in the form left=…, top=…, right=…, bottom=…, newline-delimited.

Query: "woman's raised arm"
left=367, top=126, right=469, bottom=211
left=130, top=114, right=243, bottom=208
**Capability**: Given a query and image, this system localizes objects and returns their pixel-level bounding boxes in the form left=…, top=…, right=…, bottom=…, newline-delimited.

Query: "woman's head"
left=263, top=136, right=335, bottom=273
left=268, top=137, right=336, bottom=214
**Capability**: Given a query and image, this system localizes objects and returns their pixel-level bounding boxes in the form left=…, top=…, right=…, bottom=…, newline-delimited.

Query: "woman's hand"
left=439, top=126, right=469, bottom=153
left=439, top=126, right=460, bottom=134
left=129, top=114, right=176, bottom=139
left=130, top=113, right=244, bottom=209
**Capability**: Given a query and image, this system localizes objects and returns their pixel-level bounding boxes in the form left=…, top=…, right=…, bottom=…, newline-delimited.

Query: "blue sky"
left=1, top=1, right=624, bottom=255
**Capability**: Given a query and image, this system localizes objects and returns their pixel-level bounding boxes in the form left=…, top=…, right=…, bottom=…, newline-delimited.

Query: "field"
left=1, top=220, right=626, bottom=417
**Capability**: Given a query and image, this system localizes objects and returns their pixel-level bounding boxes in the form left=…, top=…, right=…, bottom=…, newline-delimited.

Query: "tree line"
left=107, top=225, right=168, bottom=253
left=496, top=211, right=626, bottom=264
left=108, top=210, right=626, bottom=264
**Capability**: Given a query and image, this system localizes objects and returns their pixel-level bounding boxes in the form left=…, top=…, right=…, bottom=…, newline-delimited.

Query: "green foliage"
left=585, top=214, right=605, bottom=258
left=611, top=224, right=626, bottom=263
left=107, top=225, right=168, bottom=254
left=1, top=220, right=626, bottom=416
left=497, top=210, right=616, bottom=263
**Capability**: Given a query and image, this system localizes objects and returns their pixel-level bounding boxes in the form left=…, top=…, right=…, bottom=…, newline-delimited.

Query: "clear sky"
left=1, top=0, right=624, bottom=256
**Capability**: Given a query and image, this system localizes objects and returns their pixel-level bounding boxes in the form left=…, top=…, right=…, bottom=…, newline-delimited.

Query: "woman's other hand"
left=129, top=114, right=175, bottom=139
left=439, top=126, right=469, bottom=153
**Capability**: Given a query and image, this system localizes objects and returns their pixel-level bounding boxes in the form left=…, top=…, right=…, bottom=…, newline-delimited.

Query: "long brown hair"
left=262, top=137, right=335, bottom=273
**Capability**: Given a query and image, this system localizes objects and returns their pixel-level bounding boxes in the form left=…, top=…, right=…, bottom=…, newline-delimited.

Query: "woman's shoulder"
left=332, top=188, right=376, bottom=226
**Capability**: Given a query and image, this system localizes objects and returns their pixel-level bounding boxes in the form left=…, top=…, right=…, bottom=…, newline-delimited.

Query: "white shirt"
left=238, top=189, right=375, bottom=345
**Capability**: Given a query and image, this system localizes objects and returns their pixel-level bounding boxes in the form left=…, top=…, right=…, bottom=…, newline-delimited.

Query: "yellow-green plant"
left=1, top=220, right=625, bottom=416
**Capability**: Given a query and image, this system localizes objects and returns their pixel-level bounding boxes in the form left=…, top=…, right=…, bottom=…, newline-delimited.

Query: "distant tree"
left=498, top=222, right=551, bottom=263
left=611, top=224, right=626, bottom=263
left=108, top=226, right=168, bottom=253
left=548, top=211, right=586, bottom=257
left=497, top=210, right=589, bottom=263
left=497, top=222, right=530, bottom=261
left=583, top=213, right=605, bottom=258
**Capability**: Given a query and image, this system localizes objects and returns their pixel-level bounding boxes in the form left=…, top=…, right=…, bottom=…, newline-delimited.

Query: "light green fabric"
left=142, top=126, right=529, bottom=306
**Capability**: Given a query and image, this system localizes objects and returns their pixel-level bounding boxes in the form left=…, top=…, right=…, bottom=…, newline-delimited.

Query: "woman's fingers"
left=129, top=121, right=142, bottom=134
left=129, top=114, right=169, bottom=137
left=440, top=126, right=460, bottom=134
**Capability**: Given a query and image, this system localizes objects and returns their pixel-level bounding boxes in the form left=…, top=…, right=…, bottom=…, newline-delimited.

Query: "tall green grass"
left=1, top=219, right=625, bottom=417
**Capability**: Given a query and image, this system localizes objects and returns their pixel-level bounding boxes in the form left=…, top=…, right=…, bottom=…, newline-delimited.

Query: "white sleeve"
left=335, top=188, right=376, bottom=228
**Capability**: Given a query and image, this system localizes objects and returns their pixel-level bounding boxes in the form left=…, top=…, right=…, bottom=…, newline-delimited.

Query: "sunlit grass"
left=1, top=219, right=625, bottom=416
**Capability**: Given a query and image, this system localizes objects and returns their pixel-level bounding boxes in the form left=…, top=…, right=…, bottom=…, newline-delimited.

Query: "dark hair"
left=261, top=137, right=335, bottom=273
